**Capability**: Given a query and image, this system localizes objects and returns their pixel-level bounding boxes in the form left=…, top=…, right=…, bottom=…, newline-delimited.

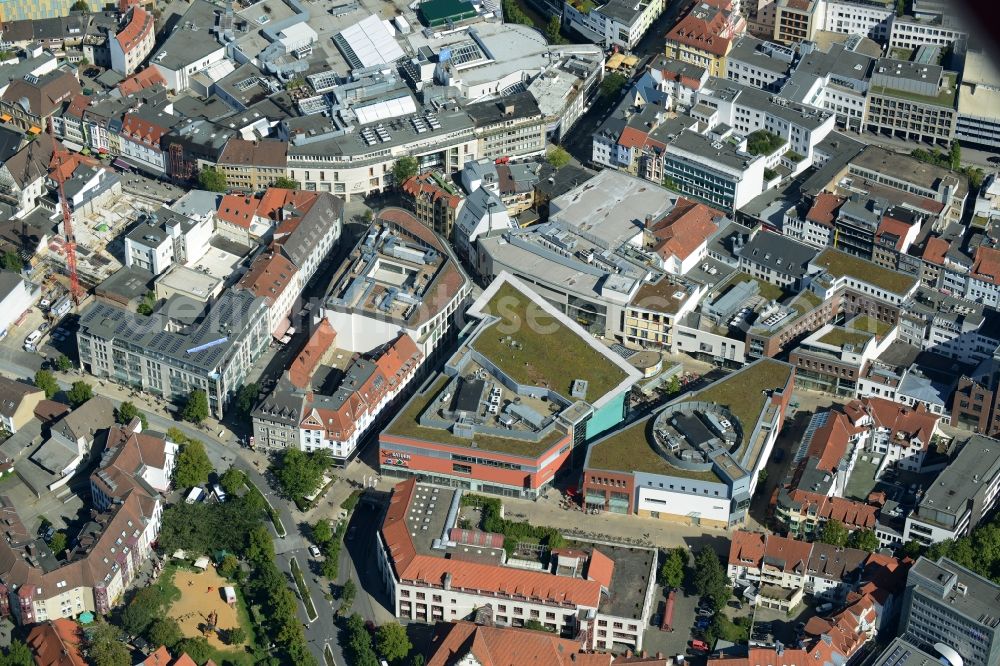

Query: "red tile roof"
left=237, top=248, right=298, bottom=304
left=806, top=193, right=845, bottom=227
left=26, top=619, right=86, bottom=666
left=921, top=236, right=950, bottom=266
left=118, top=67, right=167, bottom=96
left=728, top=530, right=765, bottom=567
left=382, top=480, right=604, bottom=608
left=807, top=412, right=858, bottom=473
left=648, top=197, right=723, bottom=261
left=122, top=112, right=168, bottom=147
left=141, top=646, right=172, bottom=666
left=427, top=621, right=613, bottom=666
left=217, top=194, right=259, bottom=229
left=875, top=215, right=914, bottom=251
left=843, top=397, right=939, bottom=448
left=116, top=7, right=153, bottom=52
left=586, top=549, right=615, bottom=589
left=402, top=172, right=463, bottom=211
left=762, top=534, right=812, bottom=575
left=288, top=319, right=336, bottom=389
left=972, top=245, right=1000, bottom=285
left=665, top=4, right=736, bottom=57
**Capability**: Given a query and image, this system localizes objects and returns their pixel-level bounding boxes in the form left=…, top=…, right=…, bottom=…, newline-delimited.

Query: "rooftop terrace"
left=812, top=248, right=918, bottom=295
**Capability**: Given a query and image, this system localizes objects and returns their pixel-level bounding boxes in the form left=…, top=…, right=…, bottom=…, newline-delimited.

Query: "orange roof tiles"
left=402, top=172, right=463, bottom=211
left=875, top=215, right=914, bottom=251
left=586, top=549, right=615, bottom=589
left=806, top=193, right=845, bottom=227
left=427, top=621, right=614, bottom=666
left=762, top=534, right=811, bottom=574
left=843, top=397, right=939, bottom=447
left=382, top=480, right=604, bottom=608
left=666, top=4, right=736, bottom=57
left=972, top=245, right=1000, bottom=285
left=728, top=530, right=765, bottom=566
left=237, top=248, right=298, bottom=303
left=116, top=7, right=153, bottom=51
left=921, top=236, right=950, bottom=266
left=118, top=67, right=167, bottom=96
left=289, top=319, right=336, bottom=389
left=648, top=197, right=723, bottom=261
left=141, top=646, right=172, bottom=666
left=217, top=194, right=259, bottom=229
left=807, top=412, right=857, bottom=473
left=27, top=619, right=86, bottom=666
left=122, top=112, right=168, bottom=147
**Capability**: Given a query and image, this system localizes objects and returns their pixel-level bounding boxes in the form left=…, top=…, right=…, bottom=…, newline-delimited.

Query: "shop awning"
left=112, top=158, right=133, bottom=171
left=27, top=125, right=42, bottom=135
left=0, top=113, right=11, bottom=122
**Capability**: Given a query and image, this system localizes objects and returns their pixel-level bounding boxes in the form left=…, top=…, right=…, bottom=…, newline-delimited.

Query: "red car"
left=691, top=639, right=709, bottom=652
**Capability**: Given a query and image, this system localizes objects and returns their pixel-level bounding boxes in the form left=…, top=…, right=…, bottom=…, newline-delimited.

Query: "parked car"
left=816, top=602, right=834, bottom=614
left=691, top=639, right=709, bottom=652
left=309, top=545, right=321, bottom=558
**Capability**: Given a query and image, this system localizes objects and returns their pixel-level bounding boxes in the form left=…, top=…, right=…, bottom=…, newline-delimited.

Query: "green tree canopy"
left=218, top=553, right=240, bottom=579
left=66, top=381, right=93, bottom=408
left=819, top=519, right=849, bottom=547
left=197, top=167, right=228, bottom=193
left=87, top=619, right=129, bottom=666
left=545, top=16, right=563, bottom=44
left=71, top=0, right=90, bottom=10
left=600, top=73, right=627, bottom=99
left=226, top=626, right=247, bottom=645
left=175, top=637, right=212, bottom=665
left=272, top=449, right=332, bottom=501
left=173, top=438, right=213, bottom=489
left=392, top=156, right=418, bottom=186
left=115, top=401, right=148, bottom=429
left=659, top=547, right=687, bottom=589
left=48, top=531, right=67, bottom=556
left=0, top=251, right=22, bottom=272
left=312, top=519, right=333, bottom=547
left=693, top=547, right=729, bottom=611
left=0, top=639, right=33, bottom=666
left=546, top=146, right=571, bottom=169
left=219, top=467, right=246, bottom=496
left=56, top=354, right=73, bottom=372
left=272, top=176, right=299, bottom=189
left=899, top=539, right=924, bottom=559
left=136, top=291, right=156, bottom=316
left=33, top=369, right=59, bottom=399
left=181, top=389, right=210, bottom=423
left=375, top=622, right=412, bottom=663
left=147, top=617, right=183, bottom=650
left=847, top=528, right=879, bottom=552
left=235, top=382, right=259, bottom=417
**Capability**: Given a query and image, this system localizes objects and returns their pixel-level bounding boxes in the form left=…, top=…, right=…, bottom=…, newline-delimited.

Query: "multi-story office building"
left=376, top=480, right=658, bottom=651
left=662, top=130, right=766, bottom=211
left=725, top=36, right=795, bottom=90
left=781, top=41, right=874, bottom=132
left=955, top=48, right=1000, bottom=150
left=773, top=0, right=824, bottom=44
left=76, top=290, right=271, bottom=418
left=903, top=435, right=1000, bottom=546
left=866, top=58, right=958, bottom=147
left=900, top=557, right=1000, bottom=666
left=562, top=0, right=667, bottom=50
left=888, top=13, right=967, bottom=49
left=822, top=0, right=894, bottom=40
left=465, top=92, right=547, bottom=161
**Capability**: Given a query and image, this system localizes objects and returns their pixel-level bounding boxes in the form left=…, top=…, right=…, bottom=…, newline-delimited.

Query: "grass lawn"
left=847, top=315, right=893, bottom=337
left=871, top=72, right=957, bottom=108
left=384, top=376, right=565, bottom=456
left=730, top=272, right=786, bottom=302
left=473, top=282, right=627, bottom=399
left=746, top=130, right=786, bottom=157
left=813, top=248, right=917, bottom=295
left=817, top=326, right=873, bottom=348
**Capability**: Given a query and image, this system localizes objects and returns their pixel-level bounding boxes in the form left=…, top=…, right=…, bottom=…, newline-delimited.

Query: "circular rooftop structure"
left=628, top=351, right=663, bottom=378
left=650, top=400, right=743, bottom=473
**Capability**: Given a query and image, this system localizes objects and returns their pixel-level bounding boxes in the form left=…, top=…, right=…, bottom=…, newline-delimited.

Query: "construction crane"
left=52, top=145, right=82, bottom=305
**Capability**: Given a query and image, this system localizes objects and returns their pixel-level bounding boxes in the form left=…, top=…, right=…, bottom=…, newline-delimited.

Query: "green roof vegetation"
left=384, top=376, right=565, bottom=457
left=693, top=359, right=792, bottom=438
left=587, top=419, right=724, bottom=480
left=472, top=282, right=628, bottom=400
left=972, top=215, right=989, bottom=230
left=847, top=315, right=893, bottom=337
left=784, top=150, right=805, bottom=163
left=817, top=326, right=873, bottom=349
left=764, top=168, right=780, bottom=181
left=814, top=248, right=917, bottom=294
left=587, top=360, right=792, bottom=478
left=730, top=272, right=786, bottom=302
left=871, top=72, right=957, bottom=108
left=889, top=47, right=914, bottom=60
left=746, top=130, right=786, bottom=157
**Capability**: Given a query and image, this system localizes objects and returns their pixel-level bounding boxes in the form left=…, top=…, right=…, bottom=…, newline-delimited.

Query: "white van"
left=185, top=487, right=205, bottom=504
left=23, top=330, right=42, bottom=352
left=212, top=483, right=227, bottom=502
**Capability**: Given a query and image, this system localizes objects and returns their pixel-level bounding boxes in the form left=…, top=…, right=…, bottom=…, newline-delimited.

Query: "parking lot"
left=748, top=596, right=818, bottom=648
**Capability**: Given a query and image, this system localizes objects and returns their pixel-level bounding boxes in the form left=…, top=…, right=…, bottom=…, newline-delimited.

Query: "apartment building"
left=888, top=14, right=967, bottom=50
left=400, top=172, right=464, bottom=239
left=843, top=396, right=942, bottom=472
left=149, top=0, right=228, bottom=91
left=76, top=290, right=271, bottom=418
left=0, top=375, right=44, bottom=435
left=773, top=0, right=824, bottom=44
left=664, top=2, right=746, bottom=78
left=900, top=287, right=1000, bottom=366
left=215, top=139, right=289, bottom=192
left=866, top=59, right=958, bottom=147
left=900, top=557, right=1000, bottom=666
left=822, top=0, right=894, bottom=40
left=376, top=480, right=658, bottom=651
left=0, top=70, right=80, bottom=133
left=952, top=347, right=1000, bottom=437
left=903, top=435, right=1000, bottom=546
left=109, top=7, right=155, bottom=76
left=235, top=249, right=299, bottom=338
left=563, top=0, right=668, bottom=50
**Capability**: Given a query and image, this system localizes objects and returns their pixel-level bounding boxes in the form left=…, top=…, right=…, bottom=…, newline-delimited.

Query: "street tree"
left=546, top=146, right=571, bottom=169
left=115, top=401, right=148, bottom=429
left=659, top=547, right=687, bottom=589
left=600, top=73, right=627, bottom=99
left=340, top=579, right=357, bottom=607
left=173, top=439, right=213, bottom=488
left=272, top=176, right=300, bottom=189
left=219, top=467, right=246, bottom=495
left=235, top=382, right=259, bottom=416
left=312, top=519, right=333, bottom=546
left=147, top=618, right=182, bottom=650
left=819, top=519, right=849, bottom=547
left=56, top=354, right=72, bottom=372
left=375, top=622, right=412, bottom=663
left=181, top=389, right=209, bottom=423
left=899, top=539, right=924, bottom=559
left=33, top=369, right=59, bottom=399
left=273, top=449, right=332, bottom=501
left=66, top=381, right=93, bottom=408
left=693, top=547, right=729, bottom=610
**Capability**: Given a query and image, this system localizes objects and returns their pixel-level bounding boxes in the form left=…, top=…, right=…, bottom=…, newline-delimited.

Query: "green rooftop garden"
left=764, top=168, right=780, bottom=181
left=847, top=315, right=893, bottom=338
left=587, top=360, right=792, bottom=478
left=472, top=282, right=628, bottom=400
left=384, top=376, right=565, bottom=457
left=746, top=130, right=786, bottom=157
left=813, top=249, right=917, bottom=295
left=784, top=150, right=805, bottom=163
left=817, top=326, right=873, bottom=349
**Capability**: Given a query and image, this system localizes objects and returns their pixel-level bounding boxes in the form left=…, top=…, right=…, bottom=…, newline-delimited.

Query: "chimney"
left=503, top=101, right=514, bottom=116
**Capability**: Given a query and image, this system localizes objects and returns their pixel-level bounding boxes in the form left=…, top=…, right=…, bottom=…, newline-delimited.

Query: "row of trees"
left=343, top=614, right=414, bottom=666
left=33, top=370, right=90, bottom=405
left=311, top=517, right=348, bottom=581
left=910, top=146, right=986, bottom=190
left=818, top=520, right=880, bottom=552
left=168, top=427, right=215, bottom=489
left=197, top=168, right=299, bottom=193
